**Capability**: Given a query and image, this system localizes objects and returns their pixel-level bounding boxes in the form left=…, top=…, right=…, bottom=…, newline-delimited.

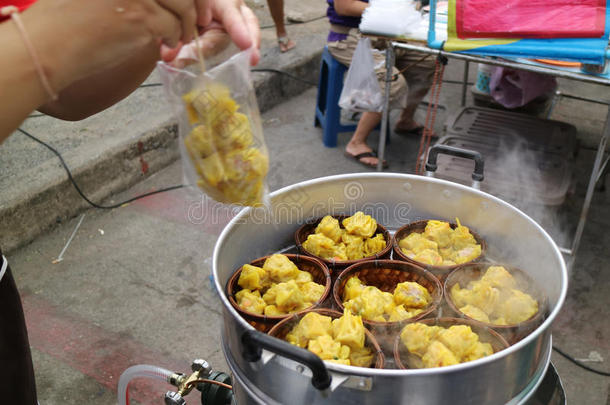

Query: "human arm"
left=0, top=0, right=260, bottom=140
left=333, top=0, right=369, bottom=17
left=39, top=0, right=261, bottom=121
left=0, top=0, right=186, bottom=141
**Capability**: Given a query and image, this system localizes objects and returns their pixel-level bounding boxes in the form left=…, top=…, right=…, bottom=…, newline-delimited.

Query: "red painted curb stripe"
left=22, top=293, right=189, bottom=404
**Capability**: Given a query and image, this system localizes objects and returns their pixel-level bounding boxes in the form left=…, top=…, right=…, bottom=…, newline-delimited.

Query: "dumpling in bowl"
left=315, top=216, right=344, bottom=243
left=342, top=212, right=377, bottom=238
left=263, top=254, right=300, bottom=283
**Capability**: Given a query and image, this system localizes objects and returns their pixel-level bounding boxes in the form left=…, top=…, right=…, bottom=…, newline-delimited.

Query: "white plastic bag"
left=338, top=38, right=383, bottom=113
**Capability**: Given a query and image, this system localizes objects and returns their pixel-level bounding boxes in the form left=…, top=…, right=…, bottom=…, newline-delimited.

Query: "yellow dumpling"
left=393, top=281, right=432, bottom=308
left=196, top=153, right=226, bottom=187
left=344, top=286, right=387, bottom=321
left=399, top=232, right=438, bottom=253
left=463, top=341, right=494, bottom=362
left=453, top=245, right=482, bottom=265
left=467, top=282, right=500, bottom=314
left=214, top=112, right=253, bottom=152
left=302, top=233, right=338, bottom=260
left=263, top=254, right=300, bottom=283
left=342, top=212, right=377, bottom=238
left=481, top=266, right=516, bottom=289
left=235, top=289, right=266, bottom=315
left=273, top=280, right=305, bottom=312
left=307, top=335, right=343, bottom=360
left=400, top=323, right=442, bottom=357
left=238, top=264, right=269, bottom=291
left=331, top=310, right=365, bottom=350
left=349, top=346, right=374, bottom=368
left=315, top=216, right=343, bottom=243
left=300, top=281, right=325, bottom=304
left=343, top=276, right=365, bottom=302
left=264, top=305, right=286, bottom=317
left=331, top=243, right=348, bottom=261
left=344, top=236, right=364, bottom=261
left=284, top=311, right=372, bottom=368
left=422, top=341, right=459, bottom=368
left=495, top=289, right=538, bottom=324
left=459, top=304, right=490, bottom=323
left=286, top=312, right=332, bottom=348
left=450, top=284, right=471, bottom=308
left=294, top=270, right=313, bottom=285
left=401, top=322, right=495, bottom=368
left=184, top=125, right=216, bottom=158
left=437, top=325, right=478, bottom=359
left=412, top=249, right=443, bottom=266
left=388, top=305, right=414, bottom=322
left=451, top=220, right=479, bottom=251
left=363, top=234, right=386, bottom=256
left=424, top=220, right=453, bottom=248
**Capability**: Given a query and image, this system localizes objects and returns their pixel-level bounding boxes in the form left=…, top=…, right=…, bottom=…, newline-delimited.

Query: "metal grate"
left=434, top=107, right=577, bottom=206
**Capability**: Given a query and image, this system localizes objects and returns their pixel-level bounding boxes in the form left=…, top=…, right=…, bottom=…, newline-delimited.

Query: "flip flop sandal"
left=344, top=151, right=389, bottom=169
left=394, top=126, right=439, bottom=138
left=278, top=36, right=296, bottom=53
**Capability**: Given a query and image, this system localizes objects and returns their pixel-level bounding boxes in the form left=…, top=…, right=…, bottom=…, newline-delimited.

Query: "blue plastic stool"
left=314, top=47, right=358, bottom=148
left=314, top=47, right=388, bottom=148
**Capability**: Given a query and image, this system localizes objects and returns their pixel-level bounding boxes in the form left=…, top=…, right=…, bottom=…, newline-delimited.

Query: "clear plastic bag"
left=338, top=38, right=384, bottom=113
left=158, top=50, right=270, bottom=207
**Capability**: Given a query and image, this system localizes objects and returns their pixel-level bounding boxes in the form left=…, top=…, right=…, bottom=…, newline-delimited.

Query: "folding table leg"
left=377, top=42, right=394, bottom=172
left=564, top=104, right=610, bottom=266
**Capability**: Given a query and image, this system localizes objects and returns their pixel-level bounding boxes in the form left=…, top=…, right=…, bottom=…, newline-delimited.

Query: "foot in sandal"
left=345, top=141, right=388, bottom=169
left=278, top=36, right=296, bottom=53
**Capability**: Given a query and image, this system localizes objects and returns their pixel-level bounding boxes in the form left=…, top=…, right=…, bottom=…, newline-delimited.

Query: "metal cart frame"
left=375, top=41, right=610, bottom=266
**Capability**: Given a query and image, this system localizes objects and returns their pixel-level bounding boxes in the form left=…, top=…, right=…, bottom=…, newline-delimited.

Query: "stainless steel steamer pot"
left=213, top=173, right=567, bottom=405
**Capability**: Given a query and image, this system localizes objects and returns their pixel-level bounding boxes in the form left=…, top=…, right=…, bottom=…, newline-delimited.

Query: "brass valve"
left=165, top=359, right=211, bottom=405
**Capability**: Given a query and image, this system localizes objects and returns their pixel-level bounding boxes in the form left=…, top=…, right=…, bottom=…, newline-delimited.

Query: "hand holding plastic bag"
left=339, top=38, right=384, bottom=113
left=158, top=50, right=270, bottom=207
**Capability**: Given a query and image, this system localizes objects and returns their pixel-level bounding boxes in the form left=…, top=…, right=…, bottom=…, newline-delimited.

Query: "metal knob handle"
left=425, top=144, right=485, bottom=184
left=164, top=391, right=186, bottom=405
left=241, top=329, right=332, bottom=390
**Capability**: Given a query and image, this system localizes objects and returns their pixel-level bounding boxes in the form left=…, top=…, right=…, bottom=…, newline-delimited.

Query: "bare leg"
left=394, top=87, right=429, bottom=131
left=266, top=0, right=295, bottom=52
left=345, top=112, right=383, bottom=166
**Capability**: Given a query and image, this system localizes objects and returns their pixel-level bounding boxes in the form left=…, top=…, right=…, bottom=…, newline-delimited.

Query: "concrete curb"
left=1, top=49, right=322, bottom=253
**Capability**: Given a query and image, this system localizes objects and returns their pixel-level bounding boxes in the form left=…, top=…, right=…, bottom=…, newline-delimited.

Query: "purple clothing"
left=327, top=0, right=368, bottom=42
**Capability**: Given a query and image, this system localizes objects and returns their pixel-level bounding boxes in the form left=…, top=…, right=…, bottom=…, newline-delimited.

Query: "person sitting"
left=326, top=0, right=435, bottom=168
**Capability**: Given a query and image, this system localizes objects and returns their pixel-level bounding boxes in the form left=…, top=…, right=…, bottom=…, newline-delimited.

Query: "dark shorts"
left=0, top=252, right=38, bottom=405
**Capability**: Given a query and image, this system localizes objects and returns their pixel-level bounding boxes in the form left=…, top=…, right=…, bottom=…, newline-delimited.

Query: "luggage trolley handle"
left=425, top=144, right=485, bottom=189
